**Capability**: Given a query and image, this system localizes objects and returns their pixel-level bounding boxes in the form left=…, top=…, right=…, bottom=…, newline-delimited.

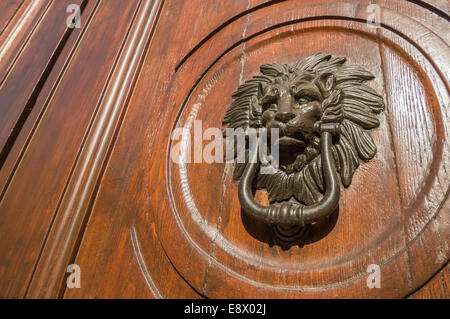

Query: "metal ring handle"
left=238, top=127, right=340, bottom=241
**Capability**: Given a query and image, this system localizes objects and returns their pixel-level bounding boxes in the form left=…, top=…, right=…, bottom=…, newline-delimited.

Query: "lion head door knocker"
left=222, top=53, right=385, bottom=243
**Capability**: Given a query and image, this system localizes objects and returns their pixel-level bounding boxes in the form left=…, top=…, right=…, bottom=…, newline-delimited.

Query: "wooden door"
left=0, top=0, right=448, bottom=299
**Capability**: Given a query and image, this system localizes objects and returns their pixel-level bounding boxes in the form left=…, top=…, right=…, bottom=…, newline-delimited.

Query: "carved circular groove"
left=157, top=6, right=449, bottom=298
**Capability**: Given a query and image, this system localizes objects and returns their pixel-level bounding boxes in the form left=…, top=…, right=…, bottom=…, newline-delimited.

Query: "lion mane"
left=223, top=53, right=385, bottom=205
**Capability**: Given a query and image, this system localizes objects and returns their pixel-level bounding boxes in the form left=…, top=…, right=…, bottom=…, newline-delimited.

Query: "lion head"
left=223, top=53, right=385, bottom=205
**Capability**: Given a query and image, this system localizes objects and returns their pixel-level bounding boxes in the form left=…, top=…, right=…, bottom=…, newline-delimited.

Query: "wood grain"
left=410, top=264, right=449, bottom=299
left=375, top=2, right=449, bottom=292
left=66, top=0, right=448, bottom=298
left=63, top=2, right=446, bottom=297
left=63, top=0, right=279, bottom=299
left=0, top=0, right=85, bottom=167
left=0, top=0, right=447, bottom=298
left=26, top=0, right=166, bottom=298
left=0, top=0, right=141, bottom=298
left=0, top=0, right=23, bottom=36
left=0, top=0, right=99, bottom=197
left=0, top=0, right=49, bottom=81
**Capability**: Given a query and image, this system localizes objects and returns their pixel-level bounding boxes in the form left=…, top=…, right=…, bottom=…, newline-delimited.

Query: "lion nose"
left=275, top=92, right=296, bottom=123
left=275, top=111, right=296, bottom=123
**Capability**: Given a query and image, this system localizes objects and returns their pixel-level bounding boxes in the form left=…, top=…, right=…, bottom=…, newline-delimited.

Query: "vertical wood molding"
left=0, top=0, right=25, bottom=37
left=0, top=0, right=87, bottom=169
left=0, top=0, right=99, bottom=198
left=0, top=0, right=50, bottom=83
left=26, top=0, right=164, bottom=298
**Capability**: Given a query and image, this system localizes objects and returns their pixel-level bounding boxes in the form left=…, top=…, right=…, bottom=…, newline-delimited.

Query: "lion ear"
left=316, top=73, right=336, bottom=98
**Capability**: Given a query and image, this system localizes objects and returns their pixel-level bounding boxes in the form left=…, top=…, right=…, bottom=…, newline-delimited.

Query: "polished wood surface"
left=410, top=264, right=449, bottom=299
left=0, top=0, right=448, bottom=298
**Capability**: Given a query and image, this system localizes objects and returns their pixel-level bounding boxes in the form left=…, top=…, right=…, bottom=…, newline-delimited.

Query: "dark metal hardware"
left=223, top=53, right=384, bottom=242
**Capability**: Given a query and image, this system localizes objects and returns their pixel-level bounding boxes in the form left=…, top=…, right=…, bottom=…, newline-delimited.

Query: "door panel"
left=410, top=264, right=449, bottom=299
left=0, top=0, right=447, bottom=298
left=0, top=0, right=143, bottom=298
left=65, top=0, right=449, bottom=298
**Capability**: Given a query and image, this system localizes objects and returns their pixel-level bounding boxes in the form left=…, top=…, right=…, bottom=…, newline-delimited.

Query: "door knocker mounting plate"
left=222, top=53, right=385, bottom=243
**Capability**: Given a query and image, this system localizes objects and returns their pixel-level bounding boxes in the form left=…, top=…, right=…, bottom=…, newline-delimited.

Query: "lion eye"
left=261, top=101, right=277, bottom=112
left=297, top=97, right=310, bottom=104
